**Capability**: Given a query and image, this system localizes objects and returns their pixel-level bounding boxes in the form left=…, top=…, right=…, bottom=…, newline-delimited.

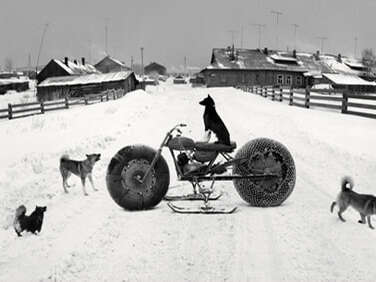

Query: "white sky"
left=0, top=0, right=374, bottom=70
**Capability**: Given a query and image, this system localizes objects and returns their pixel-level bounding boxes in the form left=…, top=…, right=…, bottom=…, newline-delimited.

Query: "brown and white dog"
left=59, top=154, right=101, bottom=196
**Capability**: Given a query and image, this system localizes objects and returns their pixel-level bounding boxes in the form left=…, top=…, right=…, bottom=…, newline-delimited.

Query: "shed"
left=322, top=73, right=376, bottom=92
left=94, top=56, right=131, bottom=73
left=36, top=71, right=138, bottom=101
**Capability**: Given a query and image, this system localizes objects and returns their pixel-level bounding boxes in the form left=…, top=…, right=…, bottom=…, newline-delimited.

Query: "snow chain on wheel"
left=233, top=138, right=296, bottom=207
left=106, top=145, right=170, bottom=210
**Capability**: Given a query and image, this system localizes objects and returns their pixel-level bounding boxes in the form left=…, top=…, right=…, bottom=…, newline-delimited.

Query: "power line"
left=227, top=29, right=238, bottom=46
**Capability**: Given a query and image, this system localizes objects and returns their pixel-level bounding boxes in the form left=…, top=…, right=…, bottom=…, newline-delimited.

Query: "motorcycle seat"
left=194, top=141, right=237, bottom=153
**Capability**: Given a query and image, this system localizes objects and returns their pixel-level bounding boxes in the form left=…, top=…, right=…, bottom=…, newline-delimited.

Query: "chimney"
left=337, top=53, right=342, bottom=63
left=81, top=57, right=85, bottom=65
left=315, top=50, right=320, bottom=60
left=263, top=47, right=268, bottom=55
left=73, top=59, right=78, bottom=65
left=293, top=49, right=297, bottom=58
left=64, top=57, right=68, bottom=66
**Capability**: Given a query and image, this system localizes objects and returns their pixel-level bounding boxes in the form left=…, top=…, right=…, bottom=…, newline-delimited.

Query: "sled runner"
left=106, top=123, right=296, bottom=213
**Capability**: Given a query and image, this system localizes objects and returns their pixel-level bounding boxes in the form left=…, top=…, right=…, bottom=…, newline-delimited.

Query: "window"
left=296, top=76, right=302, bottom=86
left=286, top=75, right=292, bottom=85
left=277, top=74, right=283, bottom=85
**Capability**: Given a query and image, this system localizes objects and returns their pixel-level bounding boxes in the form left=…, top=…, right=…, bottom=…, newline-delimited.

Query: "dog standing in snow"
left=59, top=154, right=101, bottom=196
left=13, top=205, right=47, bottom=237
left=331, top=176, right=376, bottom=229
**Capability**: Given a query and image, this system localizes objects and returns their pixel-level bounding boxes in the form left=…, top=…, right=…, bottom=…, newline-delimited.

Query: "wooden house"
left=94, top=56, right=130, bottom=73
left=36, top=71, right=138, bottom=101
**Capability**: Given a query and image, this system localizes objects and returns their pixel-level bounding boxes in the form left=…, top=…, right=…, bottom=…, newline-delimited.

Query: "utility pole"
left=131, top=56, right=134, bottom=72
left=271, top=10, right=283, bottom=50
left=240, top=25, right=244, bottom=48
left=354, top=37, right=358, bottom=58
left=316, top=36, right=328, bottom=54
left=140, top=47, right=144, bottom=78
left=251, top=23, right=266, bottom=49
left=36, top=23, right=49, bottom=76
left=184, top=56, right=187, bottom=75
left=105, top=18, right=109, bottom=55
left=292, top=23, right=299, bottom=50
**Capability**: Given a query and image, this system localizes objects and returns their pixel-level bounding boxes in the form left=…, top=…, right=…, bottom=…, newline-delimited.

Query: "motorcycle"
left=106, top=124, right=296, bottom=214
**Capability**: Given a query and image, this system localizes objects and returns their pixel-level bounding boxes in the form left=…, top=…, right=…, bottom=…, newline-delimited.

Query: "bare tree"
left=361, top=48, right=376, bottom=67
left=4, top=57, right=13, bottom=72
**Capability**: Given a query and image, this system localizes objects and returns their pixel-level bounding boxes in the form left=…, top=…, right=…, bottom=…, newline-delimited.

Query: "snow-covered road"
left=1, top=83, right=375, bottom=281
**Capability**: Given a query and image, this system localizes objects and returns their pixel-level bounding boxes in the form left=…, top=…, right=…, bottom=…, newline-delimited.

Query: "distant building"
left=144, top=62, right=167, bottom=76
left=322, top=73, right=376, bottom=92
left=94, top=56, right=130, bottom=73
left=36, top=57, right=99, bottom=84
left=36, top=71, right=139, bottom=101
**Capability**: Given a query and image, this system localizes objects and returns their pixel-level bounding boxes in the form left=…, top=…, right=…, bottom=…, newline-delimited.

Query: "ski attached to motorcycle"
left=164, top=191, right=223, bottom=201
left=167, top=202, right=237, bottom=214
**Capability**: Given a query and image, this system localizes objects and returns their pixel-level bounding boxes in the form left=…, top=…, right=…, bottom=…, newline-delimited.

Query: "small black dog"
left=199, top=95, right=231, bottom=145
left=13, top=205, right=47, bottom=237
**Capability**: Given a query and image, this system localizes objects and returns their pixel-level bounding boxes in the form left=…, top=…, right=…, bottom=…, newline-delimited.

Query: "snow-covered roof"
left=54, top=59, right=99, bottom=75
left=38, top=71, right=134, bottom=87
left=270, top=54, right=298, bottom=63
left=323, top=73, right=376, bottom=86
left=0, top=77, right=29, bottom=85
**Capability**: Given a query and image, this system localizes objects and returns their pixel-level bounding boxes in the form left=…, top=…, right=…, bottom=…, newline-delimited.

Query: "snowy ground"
left=0, top=82, right=376, bottom=281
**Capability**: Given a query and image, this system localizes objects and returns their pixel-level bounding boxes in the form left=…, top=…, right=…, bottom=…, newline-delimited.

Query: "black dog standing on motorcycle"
left=199, top=95, right=231, bottom=145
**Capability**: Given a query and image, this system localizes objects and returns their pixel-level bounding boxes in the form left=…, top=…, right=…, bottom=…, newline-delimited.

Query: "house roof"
left=53, top=59, right=99, bottom=75
left=322, top=73, right=376, bottom=86
left=38, top=71, right=134, bottom=87
left=95, top=56, right=129, bottom=68
left=204, top=48, right=309, bottom=72
left=145, top=62, right=166, bottom=69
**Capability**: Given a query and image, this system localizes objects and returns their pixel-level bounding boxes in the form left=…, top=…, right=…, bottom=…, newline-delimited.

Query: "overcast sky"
left=0, top=0, right=375, bottom=70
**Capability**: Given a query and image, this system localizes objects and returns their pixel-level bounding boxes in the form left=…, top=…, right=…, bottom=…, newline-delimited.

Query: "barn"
left=144, top=62, right=167, bottom=76
left=36, top=57, right=99, bottom=84
left=94, top=56, right=130, bottom=73
left=200, top=47, right=310, bottom=88
left=36, top=71, right=139, bottom=101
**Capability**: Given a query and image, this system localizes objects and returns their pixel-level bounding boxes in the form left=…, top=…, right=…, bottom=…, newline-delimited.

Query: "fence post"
left=8, top=103, right=12, bottom=119
left=84, top=97, right=88, bottom=105
left=271, top=88, right=275, bottom=101
left=305, top=87, right=310, bottom=108
left=65, top=97, right=69, bottom=109
left=279, top=87, right=283, bottom=102
left=289, top=88, right=293, bottom=106
left=40, top=101, right=45, bottom=114
left=342, top=91, right=348, bottom=114
left=100, top=95, right=103, bottom=102
left=106, top=92, right=109, bottom=101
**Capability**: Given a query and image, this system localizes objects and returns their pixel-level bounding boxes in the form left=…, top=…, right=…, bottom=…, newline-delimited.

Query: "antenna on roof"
left=251, top=24, right=266, bottom=49
left=291, top=24, right=299, bottom=50
left=271, top=10, right=283, bottom=50
left=227, top=29, right=238, bottom=47
left=316, top=36, right=328, bottom=54
left=354, top=37, right=358, bottom=58
left=36, top=23, right=49, bottom=74
left=105, top=18, right=109, bottom=55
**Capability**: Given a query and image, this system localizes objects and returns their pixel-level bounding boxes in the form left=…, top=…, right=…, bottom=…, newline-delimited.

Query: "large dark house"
left=144, top=62, right=167, bottom=76
left=201, top=47, right=312, bottom=88
left=36, top=71, right=138, bottom=101
left=94, top=56, right=130, bottom=73
left=36, top=57, right=98, bottom=84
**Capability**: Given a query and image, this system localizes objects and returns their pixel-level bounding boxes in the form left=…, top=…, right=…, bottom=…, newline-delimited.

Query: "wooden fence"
left=237, top=86, right=376, bottom=120
left=0, top=88, right=126, bottom=120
